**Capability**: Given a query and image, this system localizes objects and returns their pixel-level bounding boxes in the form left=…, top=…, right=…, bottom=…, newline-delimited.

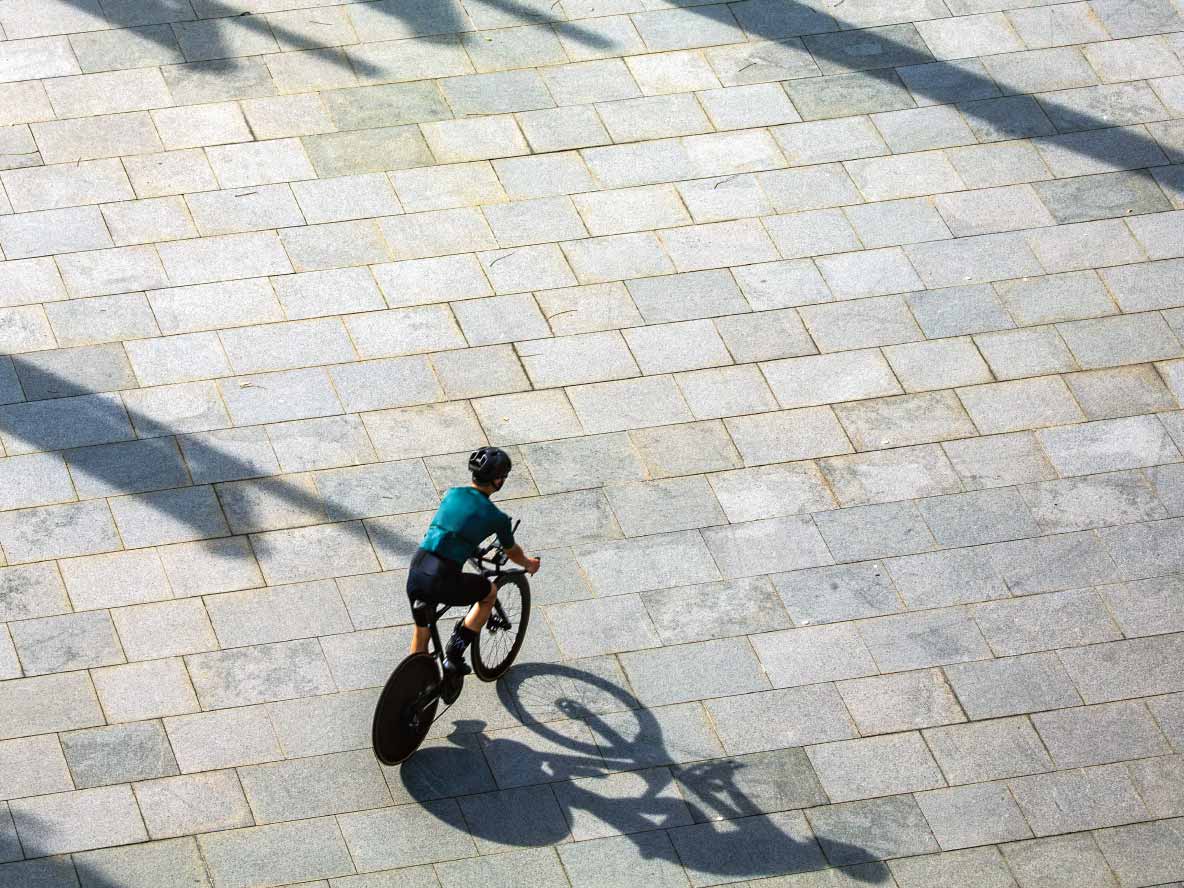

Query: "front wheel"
left=472, top=574, right=530, bottom=682
left=372, top=653, right=439, bottom=765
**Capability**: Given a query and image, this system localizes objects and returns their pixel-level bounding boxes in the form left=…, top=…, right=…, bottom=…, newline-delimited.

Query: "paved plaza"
left=1, top=0, right=1184, bottom=885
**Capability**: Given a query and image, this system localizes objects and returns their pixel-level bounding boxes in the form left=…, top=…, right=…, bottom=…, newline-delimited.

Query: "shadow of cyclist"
left=400, top=662, right=890, bottom=884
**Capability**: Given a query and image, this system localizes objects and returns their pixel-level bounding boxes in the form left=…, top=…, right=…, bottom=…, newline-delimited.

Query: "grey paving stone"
left=0, top=734, right=72, bottom=801
left=957, top=376, right=1084, bottom=434
left=1060, top=632, right=1184, bottom=702
left=836, top=391, right=978, bottom=452
left=51, top=553, right=165, bottom=617
left=620, top=273, right=748, bottom=329
left=1094, top=819, right=1184, bottom=888
left=724, top=407, right=853, bottom=467
left=763, top=208, right=861, bottom=260
left=675, top=364, right=780, bottom=419
left=905, top=284, right=1014, bottom=338
left=703, top=515, right=835, bottom=578
left=629, top=420, right=742, bottom=480
left=545, top=594, right=662, bottom=659
left=199, top=817, right=357, bottom=888
left=917, top=487, right=1041, bottom=547
left=110, top=598, right=217, bottom=661
left=14, top=343, right=138, bottom=402
left=813, top=500, right=937, bottom=562
left=924, top=716, right=1053, bottom=785
left=709, top=462, right=834, bottom=522
left=557, top=830, right=686, bottom=888
left=0, top=452, right=74, bottom=512
left=605, top=477, right=727, bottom=536
left=774, top=562, right=902, bottom=626
left=806, top=796, right=939, bottom=866
left=642, top=577, right=791, bottom=645
left=888, top=846, right=1017, bottom=888
left=1100, top=258, right=1184, bottom=313
left=942, top=432, right=1056, bottom=490
left=750, top=623, right=877, bottom=688
left=1060, top=313, right=1184, bottom=369
left=974, top=588, right=1121, bottom=657
left=571, top=528, right=719, bottom=597
left=1034, top=699, right=1171, bottom=769
left=704, top=682, right=854, bottom=756
left=784, top=71, right=915, bottom=120
left=907, top=231, right=1044, bottom=289
left=915, top=783, right=1031, bottom=851
left=836, top=669, right=964, bottom=736
left=824, top=440, right=961, bottom=504
left=9, top=610, right=123, bottom=675
left=91, top=657, right=198, bottom=725
left=1022, top=471, right=1169, bottom=533
left=435, top=847, right=568, bottom=888
left=946, top=140, right=1053, bottom=188
left=1101, top=575, right=1184, bottom=636
left=1099, top=515, right=1184, bottom=578
left=591, top=699, right=726, bottom=771
left=10, top=785, right=147, bottom=858
left=1001, top=833, right=1119, bottom=888
left=858, top=608, right=991, bottom=673
left=1128, top=752, right=1184, bottom=817
left=239, top=750, right=391, bottom=824
left=1066, top=365, right=1179, bottom=420
left=72, top=837, right=213, bottom=888
left=265, top=689, right=379, bottom=760
left=432, top=345, right=530, bottom=400
left=186, top=638, right=335, bottom=710
left=60, top=721, right=178, bottom=789
left=813, top=248, right=923, bottom=300
left=0, top=808, right=21, bottom=867
left=961, top=96, right=1057, bottom=144
left=761, top=350, right=898, bottom=410
left=975, top=325, right=1078, bottom=380
left=1127, top=209, right=1184, bottom=261
left=885, top=547, right=1007, bottom=608
left=0, top=562, right=69, bottom=622
left=898, top=56, right=1000, bottom=107
left=620, top=637, right=770, bottom=706
left=0, top=499, right=122, bottom=564
left=1009, top=763, right=1150, bottom=836
left=772, top=117, right=887, bottom=166
left=985, top=530, right=1119, bottom=595
left=946, top=651, right=1083, bottom=718
left=1041, top=416, right=1179, bottom=480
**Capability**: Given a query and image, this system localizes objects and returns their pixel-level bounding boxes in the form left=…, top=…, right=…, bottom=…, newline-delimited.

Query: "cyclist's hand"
left=526, top=557, right=541, bottom=575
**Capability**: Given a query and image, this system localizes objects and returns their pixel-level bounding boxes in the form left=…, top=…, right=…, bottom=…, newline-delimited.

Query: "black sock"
left=448, top=624, right=477, bottom=657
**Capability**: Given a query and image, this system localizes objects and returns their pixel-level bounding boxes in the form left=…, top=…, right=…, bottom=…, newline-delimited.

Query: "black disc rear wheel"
left=472, top=574, right=530, bottom=682
left=372, top=653, right=439, bottom=765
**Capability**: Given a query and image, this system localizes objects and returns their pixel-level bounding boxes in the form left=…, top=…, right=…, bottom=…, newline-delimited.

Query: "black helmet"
left=469, top=447, right=512, bottom=483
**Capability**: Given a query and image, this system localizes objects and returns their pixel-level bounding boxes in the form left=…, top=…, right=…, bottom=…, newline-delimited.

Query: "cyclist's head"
left=469, top=446, right=512, bottom=490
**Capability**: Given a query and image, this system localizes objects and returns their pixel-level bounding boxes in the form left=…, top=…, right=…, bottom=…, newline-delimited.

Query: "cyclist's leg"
left=405, top=555, right=441, bottom=655
left=462, top=580, right=499, bottom=633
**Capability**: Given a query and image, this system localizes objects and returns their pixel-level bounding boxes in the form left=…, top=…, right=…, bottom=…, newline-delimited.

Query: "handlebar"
left=469, top=519, right=535, bottom=576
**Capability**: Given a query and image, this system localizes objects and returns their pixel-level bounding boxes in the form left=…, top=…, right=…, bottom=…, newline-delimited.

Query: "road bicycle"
left=372, top=523, right=532, bottom=765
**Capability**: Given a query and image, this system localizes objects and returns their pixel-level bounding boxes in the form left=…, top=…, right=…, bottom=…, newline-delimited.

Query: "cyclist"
left=406, top=446, right=540, bottom=678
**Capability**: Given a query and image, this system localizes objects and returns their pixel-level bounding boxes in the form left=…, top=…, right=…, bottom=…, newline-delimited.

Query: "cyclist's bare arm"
left=505, top=544, right=541, bottom=575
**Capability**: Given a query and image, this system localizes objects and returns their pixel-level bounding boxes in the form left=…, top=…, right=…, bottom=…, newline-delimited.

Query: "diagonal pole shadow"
left=694, top=0, right=1179, bottom=179
left=0, top=356, right=423, bottom=575
left=44, top=0, right=1178, bottom=186
left=51, top=0, right=610, bottom=83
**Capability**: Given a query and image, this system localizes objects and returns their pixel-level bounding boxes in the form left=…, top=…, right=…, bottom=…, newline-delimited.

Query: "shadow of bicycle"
left=400, top=662, right=890, bottom=885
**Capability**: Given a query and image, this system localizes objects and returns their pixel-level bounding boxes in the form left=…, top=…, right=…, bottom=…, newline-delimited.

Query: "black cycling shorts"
left=406, top=548, right=491, bottom=626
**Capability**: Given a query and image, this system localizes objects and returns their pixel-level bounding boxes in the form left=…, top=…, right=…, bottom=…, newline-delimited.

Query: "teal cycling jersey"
left=420, top=486, right=515, bottom=564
